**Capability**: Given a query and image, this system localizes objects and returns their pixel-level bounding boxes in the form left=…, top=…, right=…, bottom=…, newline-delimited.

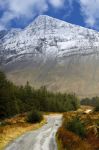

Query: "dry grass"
left=0, top=113, right=46, bottom=150
left=57, top=127, right=92, bottom=150
left=57, top=106, right=99, bottom=150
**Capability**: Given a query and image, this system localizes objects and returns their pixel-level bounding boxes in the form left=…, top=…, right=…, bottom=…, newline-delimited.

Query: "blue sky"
left=0, top=0, right=99, bottom=31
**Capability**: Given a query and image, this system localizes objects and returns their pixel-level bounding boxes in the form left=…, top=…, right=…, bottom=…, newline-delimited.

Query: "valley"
left=0, top=15, right=99, bottom=150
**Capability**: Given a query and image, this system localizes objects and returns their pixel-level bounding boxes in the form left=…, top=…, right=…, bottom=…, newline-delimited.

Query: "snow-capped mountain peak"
left=0, top=15, right=99, bottom=64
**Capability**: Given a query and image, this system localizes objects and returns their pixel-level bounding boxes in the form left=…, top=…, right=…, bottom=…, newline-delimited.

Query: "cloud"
left=0, top=0, right=49, bottom=29
left=63, top=0, right=74, bottom=18
left=79, top=0, right=99, bottom=29
left=0, top=24, right=5, bottom=30
left=1, top=0, right=99, bottom=30
left=49, top=0, right=65, bottom=8
left=0, top=0, right=66, bottom=30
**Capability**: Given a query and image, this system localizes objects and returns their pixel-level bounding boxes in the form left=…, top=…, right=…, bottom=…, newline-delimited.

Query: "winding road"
left=5, top=114, right=62, bottom=150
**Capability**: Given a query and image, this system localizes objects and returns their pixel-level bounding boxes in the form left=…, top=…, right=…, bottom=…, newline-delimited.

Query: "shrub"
left=64, top=116, right=86, bottom=138
left=26, top=110, right=43, bottom=123
left=95, top=105, right=99, bottom=112
left=57, top=127, right=91, bottom=150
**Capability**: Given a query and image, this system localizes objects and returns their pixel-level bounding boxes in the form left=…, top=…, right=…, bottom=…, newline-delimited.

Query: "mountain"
left=1, top=15, right=99, bottom=97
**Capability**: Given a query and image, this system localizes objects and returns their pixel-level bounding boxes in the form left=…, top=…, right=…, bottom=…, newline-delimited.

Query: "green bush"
left=94, top=102, right=99, bottom=112
left=26, top=110, right=43, bottom=123
left=95, top=105, right=99, bottom=112
left=64, top=116, right=86, bottom=138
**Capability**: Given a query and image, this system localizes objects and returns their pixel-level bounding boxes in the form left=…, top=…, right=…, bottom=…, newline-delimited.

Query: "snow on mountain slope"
left=1, top=15, right=99, bottom=97
left=1, top=15, right=99, bottom=65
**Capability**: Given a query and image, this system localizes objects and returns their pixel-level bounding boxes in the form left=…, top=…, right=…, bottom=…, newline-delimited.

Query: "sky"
left=0, top=0, right=99, bottom=31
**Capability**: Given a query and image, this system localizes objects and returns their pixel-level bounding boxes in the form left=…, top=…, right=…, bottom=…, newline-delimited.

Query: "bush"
left=95, top=105, right=99, bottom=112
left=26, top=110, right=43, bottom=123
left=57, top=127, right=91, bottom=150
left=64, top=116, right=86, bottom=138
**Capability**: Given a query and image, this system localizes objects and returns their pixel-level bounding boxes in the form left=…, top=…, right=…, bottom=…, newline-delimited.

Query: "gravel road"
left=5, top=114, right=62, bottom=150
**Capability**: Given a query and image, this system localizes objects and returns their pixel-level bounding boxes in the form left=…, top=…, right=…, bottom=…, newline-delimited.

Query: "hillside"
left=1, top=15, right=99, bottom=97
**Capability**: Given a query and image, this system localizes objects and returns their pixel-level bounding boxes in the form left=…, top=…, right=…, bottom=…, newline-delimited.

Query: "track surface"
left=5, top=115, right=62, bottom=150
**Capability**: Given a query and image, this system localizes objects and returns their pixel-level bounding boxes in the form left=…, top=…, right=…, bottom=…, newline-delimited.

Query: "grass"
left=0, top=113, right=46, bottom=150
left=57, top=127, right=92, bottom=150
left=57, top=106, right=99, bottom=150
left=65, top=116, right=86, bottom=138
left=56, top=134, right=64, bottom=150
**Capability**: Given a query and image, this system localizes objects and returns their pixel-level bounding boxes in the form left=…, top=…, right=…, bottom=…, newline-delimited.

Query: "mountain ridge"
left=1, top=15, right=99, bottom=97
left=1, top=15, right=99, bottom=65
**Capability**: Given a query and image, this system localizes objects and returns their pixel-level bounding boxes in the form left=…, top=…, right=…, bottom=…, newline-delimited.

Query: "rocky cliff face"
left=1, top=15, right=99, bottom=97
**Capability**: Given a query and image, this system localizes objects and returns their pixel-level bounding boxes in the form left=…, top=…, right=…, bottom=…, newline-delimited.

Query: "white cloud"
left=1, top=0, right=99, bottom=30
left=0, top=0, right=73, bottom=30
left=0, top=24, right=5, bottom=30
left=79, top=0, right=99, bottom=29
left=0, top=0, right=49, bottom=29
left=49, top=0, right=65, bottom=8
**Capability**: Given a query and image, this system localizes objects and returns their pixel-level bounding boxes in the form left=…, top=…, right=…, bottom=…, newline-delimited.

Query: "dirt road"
left=5, top=114, right=62, bottom=150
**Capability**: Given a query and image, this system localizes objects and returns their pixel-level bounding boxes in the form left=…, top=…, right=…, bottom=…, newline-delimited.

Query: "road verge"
left=0, top=113, right=46, bottom=150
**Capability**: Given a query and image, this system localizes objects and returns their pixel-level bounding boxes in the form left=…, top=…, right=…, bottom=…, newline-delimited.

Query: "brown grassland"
left=57, top=106, right=99, bottom=150
left=0, top=113, right=46, bottom=150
